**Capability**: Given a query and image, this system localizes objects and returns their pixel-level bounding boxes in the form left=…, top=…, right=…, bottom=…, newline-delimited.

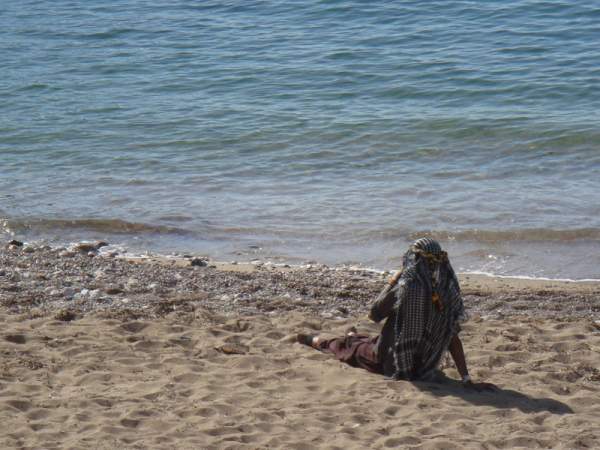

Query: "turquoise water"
left=2, top=1, right=600, bottom=278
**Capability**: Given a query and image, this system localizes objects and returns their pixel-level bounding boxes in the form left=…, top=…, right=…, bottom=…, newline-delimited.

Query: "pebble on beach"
left=73, top=241, right=109, bottom=253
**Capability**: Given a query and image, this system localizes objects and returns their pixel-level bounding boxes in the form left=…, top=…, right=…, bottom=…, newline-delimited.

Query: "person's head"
left=398, top=237, right=459, bottom=292
left=410, top=237, right=448, bottom=272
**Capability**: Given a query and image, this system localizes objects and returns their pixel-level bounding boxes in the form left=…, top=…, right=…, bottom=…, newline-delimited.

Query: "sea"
left=2, top=1, right=600, bottom=280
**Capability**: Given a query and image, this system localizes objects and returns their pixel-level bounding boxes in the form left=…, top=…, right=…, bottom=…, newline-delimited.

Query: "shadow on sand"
left=411, top=373, right=573, bottom=415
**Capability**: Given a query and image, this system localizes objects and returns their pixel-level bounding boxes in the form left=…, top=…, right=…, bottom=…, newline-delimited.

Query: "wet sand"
left=1, top=244, right=599, bottom=449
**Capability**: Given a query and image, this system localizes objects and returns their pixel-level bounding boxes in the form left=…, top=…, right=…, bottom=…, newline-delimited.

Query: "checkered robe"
left=390, top=245, right=466, bottom=380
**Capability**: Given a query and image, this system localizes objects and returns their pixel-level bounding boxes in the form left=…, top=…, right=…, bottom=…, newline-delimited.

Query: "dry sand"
left=1, top=245, right=600, bottom=449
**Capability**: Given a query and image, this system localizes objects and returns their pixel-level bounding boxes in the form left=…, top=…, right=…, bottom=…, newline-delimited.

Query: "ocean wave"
left=408, top=228, right=600, bottom=243
left=459, top=271, right=600, bottom=283
left=1, top=218, right=193, bottom=236
left=4, top=216, right=600, bottom=245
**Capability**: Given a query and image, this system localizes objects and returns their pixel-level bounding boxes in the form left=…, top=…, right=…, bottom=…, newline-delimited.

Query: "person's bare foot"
left=297, top=334, right=320, bottom=347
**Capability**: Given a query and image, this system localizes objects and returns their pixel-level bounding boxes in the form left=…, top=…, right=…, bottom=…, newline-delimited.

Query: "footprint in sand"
left=92, top=398, right=113, bottom=408
left=4, top=334, right=27, bottom=344
left=120, top=322, right=148, bottom=333
left=383, top=406, right=399, bottom=416
left=133, top=340, right=161, bottom=352
left=495, top=343, right=520, bottom=352
left=120, top=418, right=140, bottom=428
left=264, top=330, right=286, bottom=340
left=172, top=373, right=197, bottom=384
left=384, top=436, right=421, bottom=447
left=6, top=399, right=31, bottom=412
left=194, top=407, right=217, bottom=418
left=26, top=409, right=51, bottom=420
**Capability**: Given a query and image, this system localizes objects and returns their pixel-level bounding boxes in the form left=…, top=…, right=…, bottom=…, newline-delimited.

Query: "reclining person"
left=298, top=238, right=495, bottom=390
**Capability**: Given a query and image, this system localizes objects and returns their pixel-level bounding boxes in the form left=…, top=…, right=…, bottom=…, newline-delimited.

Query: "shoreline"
left=5, top=232, right=600, bottom=282
left=1, top=242, right=599, bottom=321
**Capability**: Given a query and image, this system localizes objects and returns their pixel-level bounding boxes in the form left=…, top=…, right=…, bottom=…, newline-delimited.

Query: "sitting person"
left=298, top=238, right=495, bottom=390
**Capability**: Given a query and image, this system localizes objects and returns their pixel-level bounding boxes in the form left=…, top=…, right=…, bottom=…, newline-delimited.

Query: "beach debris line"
left=0, top=242, right=599, bottom=321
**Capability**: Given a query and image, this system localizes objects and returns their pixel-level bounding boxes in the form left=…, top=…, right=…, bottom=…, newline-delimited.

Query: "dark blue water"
left=2, top=1, right=600, bottom=278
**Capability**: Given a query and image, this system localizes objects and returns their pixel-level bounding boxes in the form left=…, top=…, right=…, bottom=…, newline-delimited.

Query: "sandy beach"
left=1, top=243, right=599, bottom=449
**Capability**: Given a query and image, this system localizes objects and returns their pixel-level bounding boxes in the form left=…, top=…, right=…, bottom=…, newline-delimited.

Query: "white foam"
left=459, top=270, right=600, bottom=283
left=39, top=242, right=600, bottom=283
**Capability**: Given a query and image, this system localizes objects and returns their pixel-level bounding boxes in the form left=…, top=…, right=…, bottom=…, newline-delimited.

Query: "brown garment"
left=317, top=334, right=383, bottom=374
left=314, top=284, right=398, bottom=375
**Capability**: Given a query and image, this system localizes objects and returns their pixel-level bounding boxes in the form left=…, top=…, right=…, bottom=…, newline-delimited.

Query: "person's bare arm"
left=448, top=335, right=469, bottom=379
left=369, top=270, right=402, bottom=323
left=448, top=335, right=497, bottom=391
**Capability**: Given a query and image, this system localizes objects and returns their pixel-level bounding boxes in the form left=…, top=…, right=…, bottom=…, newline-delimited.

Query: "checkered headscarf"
left=391, top=238, right=465, bottom=380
